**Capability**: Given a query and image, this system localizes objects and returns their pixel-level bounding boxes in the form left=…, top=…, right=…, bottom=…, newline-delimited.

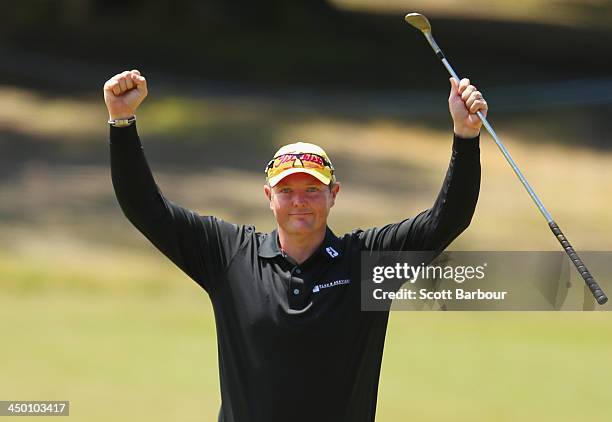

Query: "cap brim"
left=268, top=168, right=331, bottom=187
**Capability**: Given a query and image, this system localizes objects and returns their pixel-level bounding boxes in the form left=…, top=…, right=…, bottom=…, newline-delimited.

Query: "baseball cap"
left=265, top=142, right=335, bottom=187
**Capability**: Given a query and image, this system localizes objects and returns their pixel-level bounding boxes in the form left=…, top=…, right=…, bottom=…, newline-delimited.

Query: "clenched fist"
left=103, top=70, right=148, bottom=120
left=448, top=77, right=488, bottom=139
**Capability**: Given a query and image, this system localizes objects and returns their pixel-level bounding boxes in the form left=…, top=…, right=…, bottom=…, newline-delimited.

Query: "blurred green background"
left=1, top=0, right=612, bottom=421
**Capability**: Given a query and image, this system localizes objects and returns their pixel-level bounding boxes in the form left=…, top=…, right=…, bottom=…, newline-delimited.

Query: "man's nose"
left=291, top=192, right=308, bottom=206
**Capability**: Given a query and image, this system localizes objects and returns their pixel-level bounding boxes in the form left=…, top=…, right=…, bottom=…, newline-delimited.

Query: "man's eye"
left=307, top=187, right=320, bottom=192
left=279, top=188, right=291, bottom=193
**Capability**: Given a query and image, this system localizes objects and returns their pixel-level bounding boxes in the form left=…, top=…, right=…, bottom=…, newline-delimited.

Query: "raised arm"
left=104, top=70, right=250, bottom=293
left=360, top=77, right=486, bottom=252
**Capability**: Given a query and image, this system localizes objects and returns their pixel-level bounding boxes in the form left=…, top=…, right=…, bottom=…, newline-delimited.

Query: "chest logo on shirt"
left=312, top=279, right=351, bottom=293
left=325, top=246, right=339, bottom=258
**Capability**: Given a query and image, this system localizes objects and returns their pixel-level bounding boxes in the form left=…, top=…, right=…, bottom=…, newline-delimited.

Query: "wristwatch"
left=108, top=116, right=136, bottom=127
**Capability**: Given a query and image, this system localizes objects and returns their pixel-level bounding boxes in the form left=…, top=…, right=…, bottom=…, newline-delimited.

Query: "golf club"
left=405, top=12, right=608, bottom=305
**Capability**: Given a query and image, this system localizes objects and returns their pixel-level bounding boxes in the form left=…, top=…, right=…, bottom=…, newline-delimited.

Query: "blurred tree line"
left=2, top=0, right=612, bottom=89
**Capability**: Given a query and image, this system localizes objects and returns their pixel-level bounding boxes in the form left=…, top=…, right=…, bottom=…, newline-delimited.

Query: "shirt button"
left=295, top=268, right=302, bottom=275
left=293, top=288, right=300, bottom=295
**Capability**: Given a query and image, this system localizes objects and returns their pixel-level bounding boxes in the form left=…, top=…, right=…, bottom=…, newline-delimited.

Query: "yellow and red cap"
left=265, top=142, right=335, bottom=187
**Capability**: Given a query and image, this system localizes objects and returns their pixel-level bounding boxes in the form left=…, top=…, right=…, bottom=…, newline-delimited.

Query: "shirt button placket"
left=290, top=266, right=304, bottom=301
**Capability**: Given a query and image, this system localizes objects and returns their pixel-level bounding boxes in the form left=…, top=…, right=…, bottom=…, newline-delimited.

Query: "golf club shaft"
left=426, top=38, right=607, bottom=305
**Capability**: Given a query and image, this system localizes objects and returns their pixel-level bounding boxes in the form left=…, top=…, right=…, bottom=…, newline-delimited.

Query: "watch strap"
left=108, top=116, right=136, bottom=127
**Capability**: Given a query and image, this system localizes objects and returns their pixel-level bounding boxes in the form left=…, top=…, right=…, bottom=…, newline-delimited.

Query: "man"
left=105, top=69, right=486, bottom=421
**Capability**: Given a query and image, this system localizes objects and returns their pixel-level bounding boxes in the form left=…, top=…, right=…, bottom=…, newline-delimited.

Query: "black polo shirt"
left=110, top=124, right=480, bottom=422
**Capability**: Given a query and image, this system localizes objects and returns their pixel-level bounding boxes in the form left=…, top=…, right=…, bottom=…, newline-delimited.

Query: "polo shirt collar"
left=258, top=227, right=342, bottom=260
left=258, top=229, right=282, bottom=258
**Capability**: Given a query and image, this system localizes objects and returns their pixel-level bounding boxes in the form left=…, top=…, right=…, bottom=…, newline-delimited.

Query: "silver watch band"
left=108, top=116, right=136, bottom=127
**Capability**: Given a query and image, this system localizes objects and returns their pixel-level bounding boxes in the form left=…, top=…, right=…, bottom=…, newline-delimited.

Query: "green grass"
left=380, top=312, right=612, bottom=421
left=2, top=253, right=612, bottom=421
left=1, top=287, right=612, bottom=421
left=0, top=291, right=219, bottom=421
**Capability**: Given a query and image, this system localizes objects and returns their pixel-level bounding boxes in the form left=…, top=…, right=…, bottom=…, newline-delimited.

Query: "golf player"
left=105, top=69, right=487, bottom=422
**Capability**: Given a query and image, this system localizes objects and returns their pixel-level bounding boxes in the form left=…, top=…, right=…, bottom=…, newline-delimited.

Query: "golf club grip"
left=549, top=221, right=608, bottom=305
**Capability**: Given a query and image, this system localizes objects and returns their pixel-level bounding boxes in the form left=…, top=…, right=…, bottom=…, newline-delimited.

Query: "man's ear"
left=329, top=182, right=340, bottom=207
left=264, top=184, right=272, bottom=207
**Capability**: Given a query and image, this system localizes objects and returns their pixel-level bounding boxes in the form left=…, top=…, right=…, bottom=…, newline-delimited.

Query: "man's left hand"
left=449, top=77, right=488, bottom=138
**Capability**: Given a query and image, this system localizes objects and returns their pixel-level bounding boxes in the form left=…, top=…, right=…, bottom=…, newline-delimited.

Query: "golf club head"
left=404, top=13, right=432, bottom=33
left=404, top=12, right=444, bottom=58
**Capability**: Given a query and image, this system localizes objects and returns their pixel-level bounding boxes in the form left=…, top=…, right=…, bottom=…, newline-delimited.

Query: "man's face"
left=264, top=173, right=340, bottom=236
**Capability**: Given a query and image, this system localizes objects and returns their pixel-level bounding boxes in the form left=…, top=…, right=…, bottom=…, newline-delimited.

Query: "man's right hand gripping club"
left=103, top=70, right=148, bottom=121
